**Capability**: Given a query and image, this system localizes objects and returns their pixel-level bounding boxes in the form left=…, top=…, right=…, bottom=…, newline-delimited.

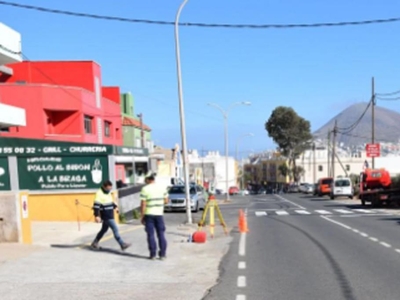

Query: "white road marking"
left=321, top=215, right=400, bottom=255
left=276, top=210, right=289, bottom=216
left=380, top=242, right=392, bottom=248
left=239, top=233, right=246, bottom=256
left=237, top=276, right=246, bottom=287
left=295, top=210, right=311, bottom=215
left=238, top=261, right=246, bottom=269
left=255, top=211, right=267, bottom=217
left=320, top=216, right=352, bottom=229
left=352, top=209, right=374, bottom=214
left=236, top=295, right=246, bottom=300
left=334, top=209, right=354, bottom=214
left=274, top=194, right=306, bottom=209
left=315, top=210, right=332, bottom=215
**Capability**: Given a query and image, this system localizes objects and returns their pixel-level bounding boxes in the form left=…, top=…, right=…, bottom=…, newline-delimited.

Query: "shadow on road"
left=50, top=244, right=150, bottom=259
left=376, top=218, right=400, bottom=225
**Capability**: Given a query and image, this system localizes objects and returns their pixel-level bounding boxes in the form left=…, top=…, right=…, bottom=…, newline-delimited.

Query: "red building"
left=0, top=61, right=122, bottom=145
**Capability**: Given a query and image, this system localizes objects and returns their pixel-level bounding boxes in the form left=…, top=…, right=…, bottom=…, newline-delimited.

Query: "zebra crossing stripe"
left=315, top=210, right=332, bottom=215
left=295, top=210, right=311, bottom=215
left=334, top=209, right=353, bottom=214
left=255, top=211, right=267, bottom=217
left=276, top=210, right=289, bottom=216
left=352, top=209, right=374, bottom=214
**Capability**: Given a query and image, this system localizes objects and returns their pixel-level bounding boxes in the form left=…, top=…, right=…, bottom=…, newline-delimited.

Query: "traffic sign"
left=366, top=143, right=380, bottom=157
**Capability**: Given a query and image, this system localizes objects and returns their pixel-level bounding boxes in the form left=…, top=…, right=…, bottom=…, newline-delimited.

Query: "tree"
left=265, top=106, right=312, bottom=182
left=278, top=163, right=290, bottom=177
left=292, top=166, right=305, bottom=182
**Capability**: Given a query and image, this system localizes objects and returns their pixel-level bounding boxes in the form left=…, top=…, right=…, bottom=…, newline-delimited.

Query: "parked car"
left=313, top=183, right=318, bottom=196
left=330, top=177, right=354, bottom=200
left=317, top=177, right=334, bottom=197
left=229, top=186, right=240, bottom=195
left=304, top=184, right=314, bottom=194
left=299, top=183, right=308, bottom=193
left=288, top=185, right=299, bottom=193
left=165, top=184, right=206, bottom=212
left=257, top=187, right=267, bottom=194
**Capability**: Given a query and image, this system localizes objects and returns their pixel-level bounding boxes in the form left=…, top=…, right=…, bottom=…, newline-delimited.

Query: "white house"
left=188, top=150, right=236, bottom=193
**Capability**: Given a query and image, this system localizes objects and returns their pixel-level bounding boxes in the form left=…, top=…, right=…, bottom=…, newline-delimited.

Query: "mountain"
left=313, top=102, right=400, bottom=145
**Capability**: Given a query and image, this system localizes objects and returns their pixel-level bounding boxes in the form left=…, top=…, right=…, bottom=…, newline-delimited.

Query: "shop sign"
left=0, top=157, right=11, bottom=191
left=17, top=156, right=109, bottom=190
left=0, top=137, right=113, bottom=156
left=114, top=146, right=149, bottom=156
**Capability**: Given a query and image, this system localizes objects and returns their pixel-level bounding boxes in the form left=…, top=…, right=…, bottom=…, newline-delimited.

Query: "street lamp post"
left=174, top=0, right=192, bottom=224
left=207, top=102, right=251, bottom=202
left=236, top=133, right=254, bottom=190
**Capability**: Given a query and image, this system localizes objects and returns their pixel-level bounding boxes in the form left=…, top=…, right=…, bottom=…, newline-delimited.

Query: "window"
left=346, top=164, right=350, bottom=171
left=0, top=127, right=10, bottom=132
left=84, top=115, right=93, bottom=134
left=318, top=165, right=323, bottom=172
left=335, top=180, right=351, bottom=187
left=104, top=121, right=111, bottom=137
left=322, top=179, right=333, bottom=185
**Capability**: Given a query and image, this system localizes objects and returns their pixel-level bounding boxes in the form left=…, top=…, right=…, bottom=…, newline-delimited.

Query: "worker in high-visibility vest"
left=91, top=180, right=131, bottom=250
left=140, top=175, right=168, bottom=260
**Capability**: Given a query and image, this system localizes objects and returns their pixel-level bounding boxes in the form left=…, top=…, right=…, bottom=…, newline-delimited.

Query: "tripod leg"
left=210, top=205, right=215, bottom=238
left=215, top=204, right=229, bottom=235
left=198, top=201, right=209, bottom=230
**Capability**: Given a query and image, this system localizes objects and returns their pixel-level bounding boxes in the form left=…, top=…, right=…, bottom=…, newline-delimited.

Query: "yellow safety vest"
left=140, top=183, right=167, bottom=215
left=93, top=189, right=116, bottom=219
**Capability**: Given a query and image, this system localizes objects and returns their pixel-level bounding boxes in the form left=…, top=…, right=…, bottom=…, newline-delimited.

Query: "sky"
left=1, top=0, right=400, bottom=158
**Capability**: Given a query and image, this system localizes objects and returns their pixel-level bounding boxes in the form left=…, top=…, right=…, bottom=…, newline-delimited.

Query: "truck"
left=358, top=168, right=400, bottom=207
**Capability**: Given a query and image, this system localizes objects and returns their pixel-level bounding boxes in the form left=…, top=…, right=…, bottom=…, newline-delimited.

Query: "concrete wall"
left=0, top=192, right=19, bottom=242
left=117, top=185, right=144, bottom=215
left=0, top=191, right=31, bottom=244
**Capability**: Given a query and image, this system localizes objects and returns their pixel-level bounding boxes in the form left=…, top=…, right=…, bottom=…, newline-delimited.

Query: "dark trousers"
left=95, top=219, right=124, bottom=246
left=144, top=215, right=167, bottom=258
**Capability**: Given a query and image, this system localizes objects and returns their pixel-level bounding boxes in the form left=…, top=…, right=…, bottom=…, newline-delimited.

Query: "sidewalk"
left=0, top=219, right=232, bottom=300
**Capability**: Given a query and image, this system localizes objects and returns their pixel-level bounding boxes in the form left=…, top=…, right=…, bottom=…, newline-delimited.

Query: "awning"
left=115, top=155, right=149, bottom=164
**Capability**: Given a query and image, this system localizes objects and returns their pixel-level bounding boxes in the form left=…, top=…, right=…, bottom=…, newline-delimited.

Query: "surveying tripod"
left=198, top=195, right=228, bottom=238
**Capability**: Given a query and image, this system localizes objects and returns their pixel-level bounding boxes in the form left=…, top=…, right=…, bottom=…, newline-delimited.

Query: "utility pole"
left=201, top=147, right=206, bottom=186
left=137, top=113, right=145, bottom=148
left=327, top=131, right=331, bottom=177
left=371, top=77, right=375, bottom=169
left=312, top=142, right=316, bottom=184
left=331, top=120, right=338, bottom=179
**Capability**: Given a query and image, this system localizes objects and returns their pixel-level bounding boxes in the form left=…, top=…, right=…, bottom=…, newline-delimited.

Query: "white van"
left=330, top=177, right=353, bottom=199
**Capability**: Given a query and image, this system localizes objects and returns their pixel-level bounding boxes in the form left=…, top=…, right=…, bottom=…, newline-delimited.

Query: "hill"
left=313, top=102, right=400, bottom=145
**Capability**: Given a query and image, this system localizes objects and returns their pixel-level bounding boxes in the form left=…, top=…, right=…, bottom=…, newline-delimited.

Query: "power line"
left=376, top=96, right=400, bottom=101
left=376, top=89, right=400, bottom=97
left=336, top=100, right=372, bottom=134
left=1, top=1, right=400, bottom=29
left=340, top=132, right=398, bottom=143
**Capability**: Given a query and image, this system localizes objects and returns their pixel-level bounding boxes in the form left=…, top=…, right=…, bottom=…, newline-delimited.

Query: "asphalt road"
left=204, top=192, right=400, bottom=300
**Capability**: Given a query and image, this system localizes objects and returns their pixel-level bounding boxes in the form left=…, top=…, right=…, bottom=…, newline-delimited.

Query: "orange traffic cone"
left=238, top=209, right=249, bottom=233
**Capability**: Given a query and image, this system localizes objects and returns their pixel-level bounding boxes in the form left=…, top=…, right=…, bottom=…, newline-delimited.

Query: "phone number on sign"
left=0, top=147, right=37, bottom=154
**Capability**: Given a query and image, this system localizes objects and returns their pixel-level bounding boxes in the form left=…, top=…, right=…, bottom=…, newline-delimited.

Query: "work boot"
left=120, top=243, right=131, bottom=251
left=91, top=240, right=99, bottom=249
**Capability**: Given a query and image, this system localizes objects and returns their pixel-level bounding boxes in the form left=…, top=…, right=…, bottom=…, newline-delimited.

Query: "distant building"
left=188, top=150, right=237, bottom=193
